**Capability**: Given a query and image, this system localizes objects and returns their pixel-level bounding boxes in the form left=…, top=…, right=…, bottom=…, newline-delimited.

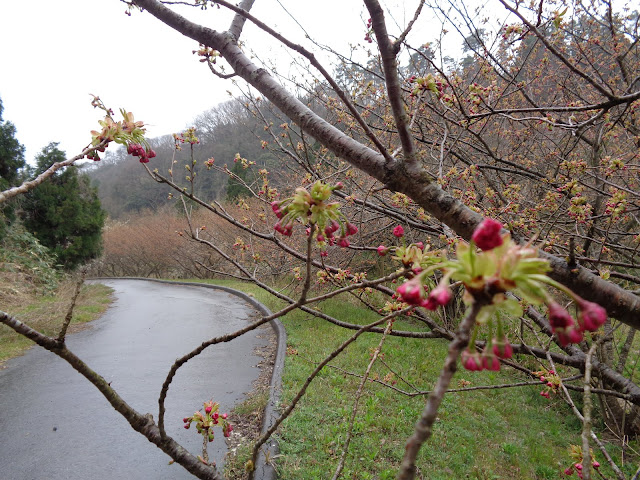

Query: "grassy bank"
left=196, top=278, right=636, bottom=480
left=0, top=279, right=113, bottom=364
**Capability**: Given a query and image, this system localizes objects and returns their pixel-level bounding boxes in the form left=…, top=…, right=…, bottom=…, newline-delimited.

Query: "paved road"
left=0, top=279, right=269, bottom=480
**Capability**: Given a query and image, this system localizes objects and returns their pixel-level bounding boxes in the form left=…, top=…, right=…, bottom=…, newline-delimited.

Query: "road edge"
left=89, top=277, right=285, bottom=480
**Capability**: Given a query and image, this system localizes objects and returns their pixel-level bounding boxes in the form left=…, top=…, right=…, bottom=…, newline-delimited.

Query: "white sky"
left=0, top=0, right=472, bottom=164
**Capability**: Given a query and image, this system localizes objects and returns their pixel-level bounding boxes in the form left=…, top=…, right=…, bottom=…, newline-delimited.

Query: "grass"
left=194, top=277, right=639, bottom=480
left=0, top=278, right=113, bottom=364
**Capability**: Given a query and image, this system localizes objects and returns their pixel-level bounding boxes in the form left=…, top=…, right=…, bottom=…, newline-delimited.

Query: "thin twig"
left=396, top=301, right=482, bottom=479
left=56, top=269, right=87, bottom=342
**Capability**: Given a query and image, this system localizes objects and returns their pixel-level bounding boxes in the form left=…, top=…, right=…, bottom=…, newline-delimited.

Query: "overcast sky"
left=0, top=1, right=467, bottom=164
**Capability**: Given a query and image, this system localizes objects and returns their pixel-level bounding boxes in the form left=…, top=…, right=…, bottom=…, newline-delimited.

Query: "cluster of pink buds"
left=396, top=277, right=453, bottom=311
left=127, top=143, right=156, bottom=163
left=461, top=332, right=514, bottom=372
left=547, top=297, right=606, bottom=347
left=534, top=369, right=560, bottom=398
left=467, top=218, right=606, bottom=348
left=564, top=461, right=600, bottom=479
left=364, top=18, right=373, bottom=43
left=88, top=99, right=149, bottom=161
left=271, top=181, right=356, bottom=252
left=183, top=401, right=233, bottom=442
left=564, top=445, right=600, bottom=478
left=381, top=217, right=608, bottom=373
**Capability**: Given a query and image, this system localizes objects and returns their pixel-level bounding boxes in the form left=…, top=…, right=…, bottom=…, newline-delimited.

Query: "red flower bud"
left=492, top=337, right=513, bottom=359
left=461, top=350, right=483, bottom=371
left=393, top=225, right=405, bottom=238
left=576, top=298, right=606, bottom=332
left=377, top=245, right=388, bottom=256
left=337, top=237, right=350, bottom=248
left=271, top=201, right=284, bottom=219
left=396, top=279, right=424, bottom=305
left=427, top=284, right=452, bottom=307
left=471, top=218, right=504, bottom=251
left=482, top=352, right=501, bottom=371
left=345, top=222, right=358, bottom=236
left=548, top=302, right=573, bottom=329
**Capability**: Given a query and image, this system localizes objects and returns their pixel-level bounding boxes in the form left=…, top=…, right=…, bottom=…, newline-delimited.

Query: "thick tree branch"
left=131, top=0, right=640, bottom=330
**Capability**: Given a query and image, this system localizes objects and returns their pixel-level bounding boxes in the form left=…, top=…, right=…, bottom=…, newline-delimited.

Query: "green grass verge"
left=195, top=278, right=638, bottom=480
left=0, top=281, right=113, bottom=364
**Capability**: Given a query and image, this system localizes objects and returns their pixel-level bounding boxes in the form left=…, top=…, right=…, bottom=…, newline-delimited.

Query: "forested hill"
left=86, top=99, right=280, bottom=219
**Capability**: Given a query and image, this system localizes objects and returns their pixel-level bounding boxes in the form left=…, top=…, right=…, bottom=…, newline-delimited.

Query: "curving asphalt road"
left=0, top=278, right=271, bottom=480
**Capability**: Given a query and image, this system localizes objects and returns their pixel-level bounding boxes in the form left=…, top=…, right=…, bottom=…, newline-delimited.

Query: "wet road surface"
left=0, top=279, right=269, bottom=479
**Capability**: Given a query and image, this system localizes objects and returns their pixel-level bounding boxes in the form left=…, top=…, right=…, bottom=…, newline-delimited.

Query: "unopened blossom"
left=461, top=350, right=483, bottom=371
left=492, top=337, right=514, bottom=359
left=482, top=352, right=501, bottom=371
left=427, top=283, right=452, bottom=307
left=396, top=278, right=424, bottom=305
left=393, top=225, right=405, bottom=238
left=471, top=218, right=504, bottom=251
left=576, top=298, right=607, bottom=331
left=345, top=222, right=358, bottom=236
left=377, top=245, right=388, bottom=256
left=548, top=302, right=583, bottom=346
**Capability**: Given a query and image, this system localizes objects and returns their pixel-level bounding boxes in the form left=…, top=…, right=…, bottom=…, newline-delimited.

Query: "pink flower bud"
left=548, top=302, right=574, bottom=329
left=471, top=218, right=504, bottom=251
left=415, top=242, right=424, bottom=250
left=427, top=284, right=452, bottom=307
left=377, top=245, right=388, bottom=256
left=326, top=220, right=340, bottom=234
left=556, top=326, right=584, bottom=347
left=184, top=424, right=190, bottom=429
left=482, top=353, right=501, bottom=371
left=221, top=413, right=228, bottom=419
left=345, top=222, right=358, bottom=236
left=271, top=201, right=284, bottom=219
left=183, top=417, right=189, bottom=423
left=334, top=182, right=344, bottom=190
left=337, top=237, right=350, bottom=248
left=461, top=350, right=483, bottom=371
left=420, top=298, right=438, bottom=310
left=592, top=461, right=600, bottom=469
left=492, top=337, right=513, bottom=359
left=396, top=279, right=424, bottom=305
left=393, top=225, right=405, bottom=238
left=576, top=298, right=607, bottom=332
left=320, top=250, right=328, bottom=257
left=316, top=234, right=325, bottom=242
left=205, top=406, right=212, bottom=414
left=564, top=466, right=574, bottom=475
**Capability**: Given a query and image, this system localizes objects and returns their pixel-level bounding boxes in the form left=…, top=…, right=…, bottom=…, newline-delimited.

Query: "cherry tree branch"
left=0, top=141, right=107, bottom=204
left=130, top=0, right=640, bottom=330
